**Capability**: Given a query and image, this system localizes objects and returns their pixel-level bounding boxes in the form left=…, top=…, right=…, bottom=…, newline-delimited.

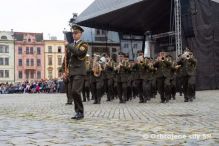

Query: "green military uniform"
left=66, top=25, right=88, bottom=120
left=133, top=62, right=144, bottom=103
left=154, top=59, right=172, bottom=103
left=120, top=57, right=131, bottom=103
left=82, top=59, right=91, bottom=102
left=141, top=60, right=154, bottom=102
left=105, top=59, right=116, bottom=101
left=177, top=55, right=197, bottom=102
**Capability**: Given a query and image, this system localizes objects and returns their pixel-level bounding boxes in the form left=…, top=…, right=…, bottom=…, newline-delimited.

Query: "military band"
left=61, top=49, right=197, bottom=105
left=60, top=26, right=197, bottom=120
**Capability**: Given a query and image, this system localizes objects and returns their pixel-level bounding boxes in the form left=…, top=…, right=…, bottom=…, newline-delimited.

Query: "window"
left=58, top=46, right=62, bottom=53
left=48, top=71, right=53, bottom=79
left=102, top=30, right=106, bottom=35
left=37, top=47, right=41, bottom=54
left=58, top=57, right=62, bottom=65
left=18, top=47, right=22, bottom=54
left=37, top=71, right=41, bottom=79
left=0, top=70, right=3, bottom=78
left=0, top=45, right=9, bottom=53
left=31, top=59, right=34, bottom=66
left=0, top=58, right=3, bottom=65
left=26, top=71, right=29, bottom=79
left=18, top=71, right=22, bottom=79
left=48, top=56, right=52, bottom=65
left=30, top=47, right=34, bottom=54
left=112, top=48, right=117, bottom=52
left=0, top=46, right=3, bottom=53
left=96, top=30, right=100, bottom=35
left=5, top=70, right=9, bottom=78
left=30, top=71, right=34, bottom=79
left=26, top=59, right=30, bottom=66
left=133, top=44, right=138, bottom=49
left=5, top=58, right=9, bottom=65
left=37, top=59, right=41, bottom=66
left=124, top=44, right=129, bottom=48
left=26, top=47, right=29, bottom=54
left=1, top=36, right=7, bottom=40
left=5, top=46, right=9, bottom=53
left=48, top=46, right=52, bottom=53
left=19, top=59, right=22, bottom=66
left=28, top=38, right=31, bottom=42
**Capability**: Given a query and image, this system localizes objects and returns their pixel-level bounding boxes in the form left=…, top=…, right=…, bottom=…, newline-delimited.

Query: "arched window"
left=1, top=36, right=7, bottom=40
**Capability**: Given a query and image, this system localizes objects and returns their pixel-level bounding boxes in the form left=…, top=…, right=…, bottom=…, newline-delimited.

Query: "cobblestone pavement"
left=0, top=90, right=219, bottom=146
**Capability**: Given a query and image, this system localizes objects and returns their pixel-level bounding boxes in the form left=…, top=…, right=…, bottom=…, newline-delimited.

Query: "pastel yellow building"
left=44, top=40, right=65, bottom=79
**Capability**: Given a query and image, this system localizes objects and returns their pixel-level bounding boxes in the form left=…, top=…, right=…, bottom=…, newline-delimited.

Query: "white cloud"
left=0, top=0, right=94, bottom=40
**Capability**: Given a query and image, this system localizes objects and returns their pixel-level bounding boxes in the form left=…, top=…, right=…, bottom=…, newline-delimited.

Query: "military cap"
left=71, top=25, right=84, bottom=33
left=137, top=50, right=143, bottom=53
left=118, top=52, right=124, bottom=56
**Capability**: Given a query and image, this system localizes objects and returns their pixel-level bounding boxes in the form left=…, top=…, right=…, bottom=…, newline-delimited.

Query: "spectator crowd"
left=0, top=79, right=65, bottom=94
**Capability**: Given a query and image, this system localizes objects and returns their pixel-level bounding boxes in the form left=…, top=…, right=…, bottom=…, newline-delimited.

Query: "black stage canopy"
left=76, top=0, right=171, bottom=35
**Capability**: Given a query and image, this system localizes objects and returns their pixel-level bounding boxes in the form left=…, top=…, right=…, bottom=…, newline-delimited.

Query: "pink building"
left=14, top=32, right=45, bottom=82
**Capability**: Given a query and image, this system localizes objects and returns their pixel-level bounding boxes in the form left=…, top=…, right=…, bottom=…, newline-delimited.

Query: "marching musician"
left=64, top=25, right=88, bottom=120
left=177, top=49, right=197, bottom=102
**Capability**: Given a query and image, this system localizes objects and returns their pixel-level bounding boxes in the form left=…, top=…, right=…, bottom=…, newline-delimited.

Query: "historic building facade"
left=0, top=31, right=15, bottom=83
left=44, top=40, right=65, bottom=79
left=14, top=32, right=45, bottom=82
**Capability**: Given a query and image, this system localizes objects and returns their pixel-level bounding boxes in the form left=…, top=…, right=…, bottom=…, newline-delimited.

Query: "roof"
left=76, top=0, right=171, bottom=35
left=77, top=0, right=143, bottom=23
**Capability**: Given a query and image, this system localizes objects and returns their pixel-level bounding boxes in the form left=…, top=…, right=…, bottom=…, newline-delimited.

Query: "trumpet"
left=182, top=52, right=193, bottom=60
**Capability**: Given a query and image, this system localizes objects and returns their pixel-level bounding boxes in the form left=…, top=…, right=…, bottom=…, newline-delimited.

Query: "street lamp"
left=63, top=13, right=78, bottom=43
left=69, top=13, right=78, bottom=27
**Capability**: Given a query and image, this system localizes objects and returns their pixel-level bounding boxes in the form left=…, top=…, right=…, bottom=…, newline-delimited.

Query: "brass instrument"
left=92, top=60, right=102, bottom=77
left=158, top=52, right=166, bottom=62
left=63, top=47, right=69, bottom=80
left=85, top=55, right=91, bottom=71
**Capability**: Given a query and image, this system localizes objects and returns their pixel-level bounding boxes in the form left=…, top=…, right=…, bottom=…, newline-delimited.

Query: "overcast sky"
left=0, top=0, right=94, bottom=40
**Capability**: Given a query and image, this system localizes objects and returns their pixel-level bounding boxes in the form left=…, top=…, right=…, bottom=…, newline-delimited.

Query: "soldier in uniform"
left=64, top=25, right=88, bottom=120
left=177, top=49, right=197, bottom=102
left=120, top=53, right=131, bottom=103
left=112, top=54, right=118, bottom=100
left=133, top=51, right=144, bottom=103
left=115, top=52, right=125, bottom=103
left=176, top=54, right=183, bottom=96
left=130, top=61, right=138, bottom=99
left=105, top=55, right=116, bottom=101
left=91, top=55, right=103, bottom=104
left=167, top=55, right=177, bottom=100
left=150, top=58, right=157, bottom=99
left=82, top=54, right=91, bottom=102
left=154, top=53, right=172, bottom=103
left=141, top=57, right=154, bottom=102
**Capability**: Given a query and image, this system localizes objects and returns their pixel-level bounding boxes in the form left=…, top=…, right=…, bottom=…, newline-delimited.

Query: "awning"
left=76, top=0, right=171, bottom=35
